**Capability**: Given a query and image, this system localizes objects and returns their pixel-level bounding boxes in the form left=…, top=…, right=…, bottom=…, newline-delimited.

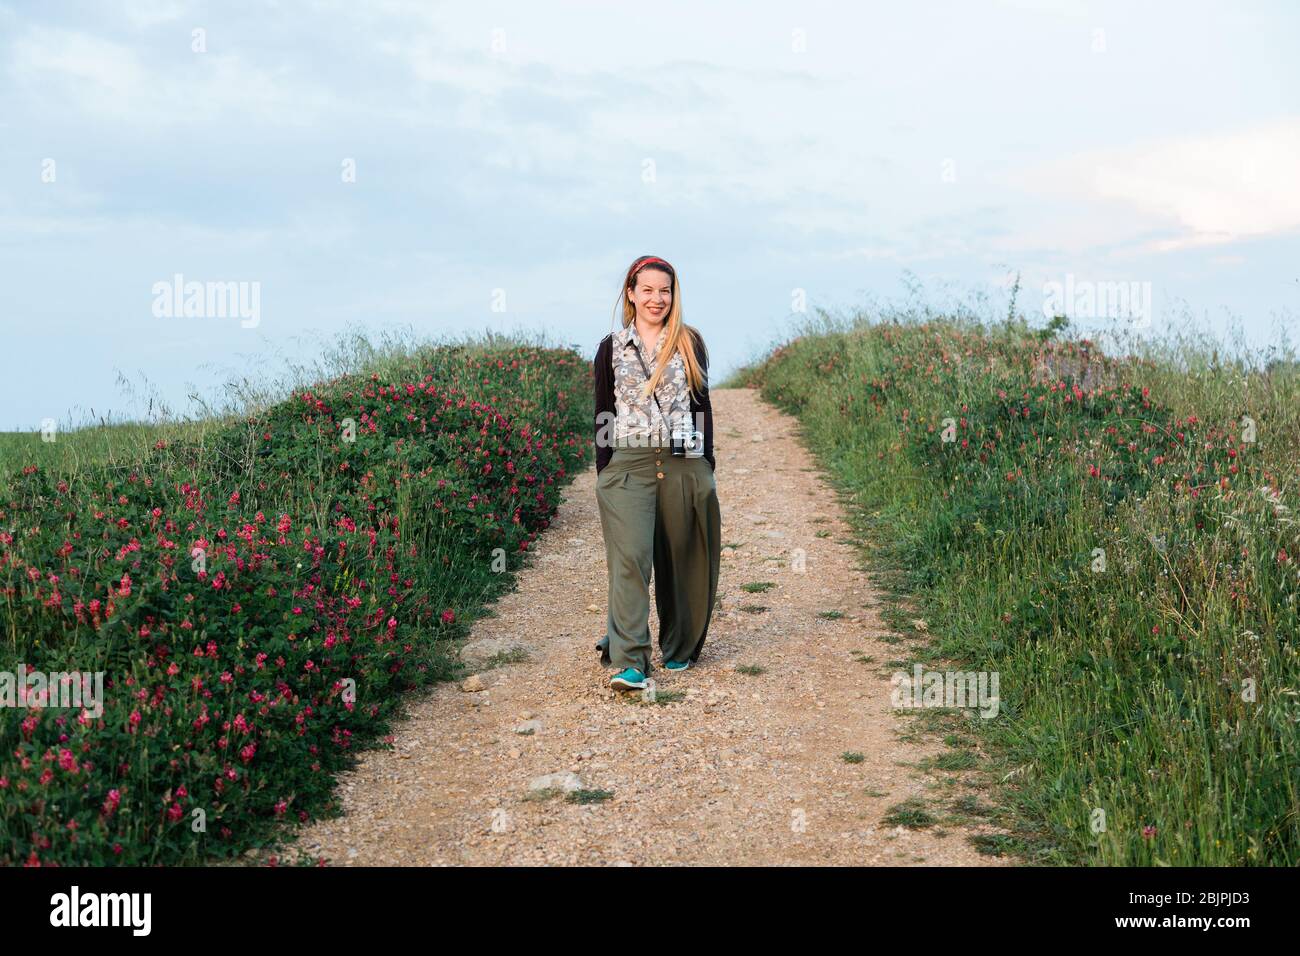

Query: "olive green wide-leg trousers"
left=595, top=444, right=721, bottom=675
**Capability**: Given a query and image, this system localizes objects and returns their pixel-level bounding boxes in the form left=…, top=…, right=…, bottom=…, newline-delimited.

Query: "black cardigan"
left=594, top=327, right=714, bottom=474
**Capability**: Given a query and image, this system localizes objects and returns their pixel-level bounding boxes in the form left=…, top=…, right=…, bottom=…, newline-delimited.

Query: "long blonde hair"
left=612, top=255, right=707, bottom=402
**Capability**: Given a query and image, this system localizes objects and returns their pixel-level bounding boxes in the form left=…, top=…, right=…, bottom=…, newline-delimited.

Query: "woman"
left=592, top=255, right=722, bottom=692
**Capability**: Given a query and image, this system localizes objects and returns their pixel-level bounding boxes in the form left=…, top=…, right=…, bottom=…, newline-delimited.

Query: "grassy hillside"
left=730, top=312, right=1300, bottom=865
left=0, top=335, right=590, bottom=865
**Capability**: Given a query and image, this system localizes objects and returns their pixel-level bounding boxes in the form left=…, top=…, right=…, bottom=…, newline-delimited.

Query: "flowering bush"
left=0, top=343, right=590, bottom=865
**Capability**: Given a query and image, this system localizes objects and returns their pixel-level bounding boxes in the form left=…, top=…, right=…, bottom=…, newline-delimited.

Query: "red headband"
left=632, top=256, right=673, bottom=274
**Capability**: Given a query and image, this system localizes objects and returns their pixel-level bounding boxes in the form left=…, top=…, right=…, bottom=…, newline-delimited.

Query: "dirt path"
left=286, top=389, right=1009, bottom=865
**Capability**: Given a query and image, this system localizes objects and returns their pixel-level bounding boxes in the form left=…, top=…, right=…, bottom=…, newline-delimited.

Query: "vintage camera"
left=671, top=420, right=705, bottom=459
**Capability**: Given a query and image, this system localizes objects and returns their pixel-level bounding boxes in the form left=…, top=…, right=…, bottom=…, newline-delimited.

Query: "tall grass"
left=730, top=308, right=1300, bottom=865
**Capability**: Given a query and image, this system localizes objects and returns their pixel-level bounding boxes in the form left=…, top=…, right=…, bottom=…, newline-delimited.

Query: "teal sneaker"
left=610, top=668, right=648, bottom=691
left=664, top=659, right=691, bottom=672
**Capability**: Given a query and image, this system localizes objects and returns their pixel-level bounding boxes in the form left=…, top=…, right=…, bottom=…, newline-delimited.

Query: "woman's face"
left=627, top=268, right=672, bottom=325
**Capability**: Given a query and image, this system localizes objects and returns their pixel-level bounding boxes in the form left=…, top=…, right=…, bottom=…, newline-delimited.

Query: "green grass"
left=726, top=307, right=1300, bottom=866
left=970, top=834, right=1018, bottom=856
left=951, top=794, right=995, bottom=818
left=0, top=421, right=210, bottom=475
left=567, top=789, right=614, bottom=804
left=927, top=750, right=980, bottom=772
left=480, top=648, right=531, bottom=669
left=620, top=689, right=685, bottom=706
left=645, top=690, right=686, bottom=705
left=883, top=798, right=937, bottom=829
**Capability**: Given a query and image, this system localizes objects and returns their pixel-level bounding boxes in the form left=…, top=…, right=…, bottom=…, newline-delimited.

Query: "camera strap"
left=629, top=336, right=673, bottom=441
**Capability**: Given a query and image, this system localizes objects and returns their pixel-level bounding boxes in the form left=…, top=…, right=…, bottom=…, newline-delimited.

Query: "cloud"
left=7, top=25, right=336, bottom=126
left=994, top=0, right=1091, bottom=15
left=1016, top=118, right=1300, bottom=253
left=8, top=27, right=148, bottom=110
left=121, top=0, right=193, bottom=29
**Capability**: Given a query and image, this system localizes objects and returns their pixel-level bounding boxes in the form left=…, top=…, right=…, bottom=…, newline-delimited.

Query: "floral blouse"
left=612, top=324, right=693, bottom=447
left=593, top=324, right=715, bottom=474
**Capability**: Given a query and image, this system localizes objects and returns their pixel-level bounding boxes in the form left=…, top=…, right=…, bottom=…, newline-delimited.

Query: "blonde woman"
left=592, top=255, right=722, bottom=691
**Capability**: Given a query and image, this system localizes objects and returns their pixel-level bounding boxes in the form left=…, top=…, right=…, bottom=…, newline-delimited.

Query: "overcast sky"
left=2, top=0, right=1298, bottom=429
